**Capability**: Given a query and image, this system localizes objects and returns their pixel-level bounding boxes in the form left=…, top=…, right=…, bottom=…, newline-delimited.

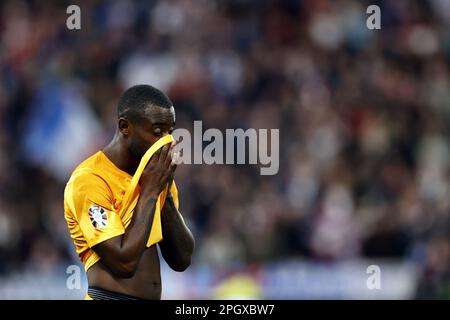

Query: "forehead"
left=142, top=105, right=176, bottom=126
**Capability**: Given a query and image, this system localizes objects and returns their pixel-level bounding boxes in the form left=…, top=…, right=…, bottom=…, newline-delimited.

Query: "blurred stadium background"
left=1, top=0, right=450, bottom=299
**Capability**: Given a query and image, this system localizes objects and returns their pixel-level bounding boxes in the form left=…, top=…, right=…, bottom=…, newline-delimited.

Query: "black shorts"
left=87, top=286, right=146, bottom=300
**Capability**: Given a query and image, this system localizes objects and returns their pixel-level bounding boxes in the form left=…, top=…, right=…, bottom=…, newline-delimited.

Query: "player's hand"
left=167, top=141, right=180, bottom=189
left=140, top=142, right=176, bottom=198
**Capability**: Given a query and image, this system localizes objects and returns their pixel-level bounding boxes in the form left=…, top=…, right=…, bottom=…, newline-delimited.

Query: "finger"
left=158, top=144, right=170, bottom=164
left=165, top=144, right=176, bottom=168
left=167, top=163, right=177, bottom=188
left=149, top=148, right=162, bottom=164
left=169, top=159, right=177, bottom=176
left=171, top=151, right=182, bottom=165
left=170, top=162, right=177, bottom=175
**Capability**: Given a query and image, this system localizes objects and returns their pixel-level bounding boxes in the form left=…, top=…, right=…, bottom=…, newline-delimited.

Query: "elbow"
left=174, top=239, right=195, bottom=272
left=163, top=237, right=195, bottom=272
left=170, top=256, right=192, bottom=272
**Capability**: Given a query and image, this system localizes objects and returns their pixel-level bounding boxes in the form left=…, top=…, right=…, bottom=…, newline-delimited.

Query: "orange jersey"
left=64, top=135, right=178, bottom=271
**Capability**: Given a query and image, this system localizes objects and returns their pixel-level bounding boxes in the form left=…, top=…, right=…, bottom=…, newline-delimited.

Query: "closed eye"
left=154, top=128, right=162, bottom=136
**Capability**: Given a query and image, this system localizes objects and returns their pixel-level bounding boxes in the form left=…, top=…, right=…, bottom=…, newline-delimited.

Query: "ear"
left=118, top=118, right=132, bottom=137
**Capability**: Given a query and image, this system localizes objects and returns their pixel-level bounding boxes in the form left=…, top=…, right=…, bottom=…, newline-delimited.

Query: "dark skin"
left=88, top=105, right=195, bottom=299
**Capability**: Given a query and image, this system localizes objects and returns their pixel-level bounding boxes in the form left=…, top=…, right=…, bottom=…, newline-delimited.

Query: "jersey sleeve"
left=67, top=172, right=125, bottom=248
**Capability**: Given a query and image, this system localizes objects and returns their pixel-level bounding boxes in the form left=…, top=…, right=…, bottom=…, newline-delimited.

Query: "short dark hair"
left=117, top=84, right=173, bottom=122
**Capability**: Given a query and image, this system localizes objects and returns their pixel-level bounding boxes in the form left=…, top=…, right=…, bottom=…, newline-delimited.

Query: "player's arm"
left=159, top=178, right=195, bottom=272
left=93, top=144, right=175, bottom=278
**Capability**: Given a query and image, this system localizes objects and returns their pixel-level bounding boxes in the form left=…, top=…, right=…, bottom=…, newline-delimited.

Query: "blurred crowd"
left=1, top=0, right=450, bottom=299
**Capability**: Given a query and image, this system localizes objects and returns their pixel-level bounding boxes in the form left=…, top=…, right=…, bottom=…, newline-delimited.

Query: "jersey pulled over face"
left=64, top=149, right=178, bottom=271
left=127, top=105, right=176, bottom=162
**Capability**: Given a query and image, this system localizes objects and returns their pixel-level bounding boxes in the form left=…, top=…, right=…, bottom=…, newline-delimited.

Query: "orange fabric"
left=64, top=135, right=178, bottom=271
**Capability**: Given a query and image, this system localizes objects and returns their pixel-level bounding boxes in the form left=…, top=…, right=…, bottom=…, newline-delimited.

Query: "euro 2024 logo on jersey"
left=89, top=205, right=108, bottom=229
